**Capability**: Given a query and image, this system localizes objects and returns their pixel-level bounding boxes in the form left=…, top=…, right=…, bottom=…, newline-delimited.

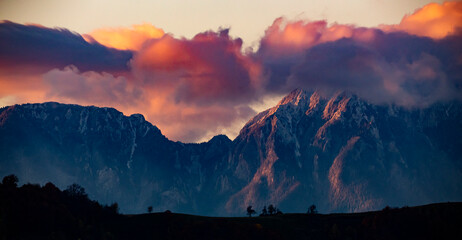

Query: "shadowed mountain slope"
left=1, top=90, right=461, bottom=214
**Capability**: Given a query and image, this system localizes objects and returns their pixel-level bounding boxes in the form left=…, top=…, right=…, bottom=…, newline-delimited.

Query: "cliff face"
left=1, top=90, right=461, bottom=215
left=228, top=90, right=462, bottom=213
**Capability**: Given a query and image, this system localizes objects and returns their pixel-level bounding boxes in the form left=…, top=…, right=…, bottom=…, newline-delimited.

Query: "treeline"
left=246, top=204, right=317, bottom=217
left=2, top=174, right=461, bottom=239
left=0, top=174, right=120, bottom=239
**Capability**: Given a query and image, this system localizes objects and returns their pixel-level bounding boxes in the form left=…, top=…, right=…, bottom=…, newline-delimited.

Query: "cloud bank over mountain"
left=1, top=1, right=461, bottom=142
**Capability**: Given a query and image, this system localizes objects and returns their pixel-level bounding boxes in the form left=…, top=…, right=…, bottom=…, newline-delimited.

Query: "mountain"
left=0, top=102, right=234, bottom=215
left=1, top=90, right=461, bottom=215
left=226, top=90, right=462, bottom=213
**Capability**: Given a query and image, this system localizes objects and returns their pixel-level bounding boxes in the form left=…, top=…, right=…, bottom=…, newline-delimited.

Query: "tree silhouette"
left=268, top=204, right=275, bottom=215
left=308, top=204, right=317, bottom=214
left=64, top=183, right=88, bottom=199
left=260, top=205, right=268, bottom=216
left=148, top=206, right=153, bottom=213
left=2, top=174, right=18, bottom=188
left=246, top=206, right=256, bottom=217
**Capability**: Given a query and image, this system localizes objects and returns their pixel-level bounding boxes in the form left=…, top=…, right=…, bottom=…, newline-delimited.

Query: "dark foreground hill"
left=116, top=203, right=462, bottom=240
left=1, top=177, right=461, bottom=240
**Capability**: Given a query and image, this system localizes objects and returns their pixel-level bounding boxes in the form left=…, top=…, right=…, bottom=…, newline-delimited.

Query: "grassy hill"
left=1, top=175, right=461, bottom=239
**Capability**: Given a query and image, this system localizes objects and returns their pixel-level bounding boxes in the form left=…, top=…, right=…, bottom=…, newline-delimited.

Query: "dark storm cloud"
left=0, top=21, right=132, bottom=73
left=257, top=25, right=462, bottom=106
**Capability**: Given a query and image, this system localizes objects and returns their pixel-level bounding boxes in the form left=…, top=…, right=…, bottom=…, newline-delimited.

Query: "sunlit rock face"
left=228, top=89, right=462, bottom=214
left=1, top=91, right=461, bottom=215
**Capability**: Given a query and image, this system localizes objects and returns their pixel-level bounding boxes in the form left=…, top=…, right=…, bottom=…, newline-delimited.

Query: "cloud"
left=285, top=33, right=462, bottom=106
left=142, top=93, right=256, bottom=142
left=84, top=23, right=165, bottom=51
left=40, top=64, right=257, bottom=142
left=128, top=29, right=261, bottom=141
left=254, top=17, right=380, bottom=94
left=133, top=29, right=262, bottom=106
left=1, top=1, right=462, bottom=142
left=0, top=71, right=48, bottom=107
left=255, top=2, right=462, bottom=107
left=382, top=1, right=462, bottom=39
left=43, top=66, right=143, bottom=107
left=0, top=22, right=260, bottom=142
left=0, top=21, right=133, bottom=73
left=257, top=18, right=377, bottom=60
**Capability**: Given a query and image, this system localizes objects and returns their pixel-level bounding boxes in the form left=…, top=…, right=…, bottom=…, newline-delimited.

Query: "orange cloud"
left=382, top=1, right=462, bottom=39
left=265, top=18, right=326, bottom=49
left=259, top=1, right=462, bottom=60
left=0, top=71, right=49, bottom=107
left=143, top=89, right=255, bottom=142
left=133, top=29, right=261, bottom=104
left=259, top=18, right=326, bottom=58
left=0, top=22, right=261, bottom=142
left=135, top=35, right=192, bottom=71
left=85, top=23, right=165, bottom=51
left=3, top=2, right=462, bottom=143
left=126, top=29, right=262, bottom=141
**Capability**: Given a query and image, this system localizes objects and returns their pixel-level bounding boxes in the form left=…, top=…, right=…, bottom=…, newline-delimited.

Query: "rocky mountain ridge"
left=1, top=90, right=461, bottom=215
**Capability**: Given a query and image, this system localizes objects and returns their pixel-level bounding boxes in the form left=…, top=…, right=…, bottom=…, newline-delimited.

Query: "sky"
left=0, top=1, right=461, bottom=142
left=0, top=0, right=447, bottom=47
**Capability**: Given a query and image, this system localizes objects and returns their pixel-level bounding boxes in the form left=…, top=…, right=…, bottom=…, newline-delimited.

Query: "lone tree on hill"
left=246, top=205, right=256, bottom=217
left=260, top=205, right=268, bottom=216
left=268, top=204, right=276, bottom=215
left=148, top=206, right=153, bottom=213
left=308, top=204, right=317, bottom=214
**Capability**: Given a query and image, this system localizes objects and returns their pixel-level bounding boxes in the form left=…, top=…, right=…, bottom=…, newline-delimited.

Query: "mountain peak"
left=239, top=89, right=313, bottom=136
left=129, top=113, right=146, bottom=121
left=277, top=88, right=310, bottom=107
left=210, top=134, right=231, bottom=143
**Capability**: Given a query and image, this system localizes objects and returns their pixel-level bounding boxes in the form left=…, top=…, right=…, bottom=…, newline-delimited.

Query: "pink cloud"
left=382, top=1, right=462, bottom=39
left=133, top=29, right=262, bottom=105
left=1, top=2, right=462, bottom=142
left=255, top=2, right=462, bottom=107
left=258, top=17, right=380, bottom=60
